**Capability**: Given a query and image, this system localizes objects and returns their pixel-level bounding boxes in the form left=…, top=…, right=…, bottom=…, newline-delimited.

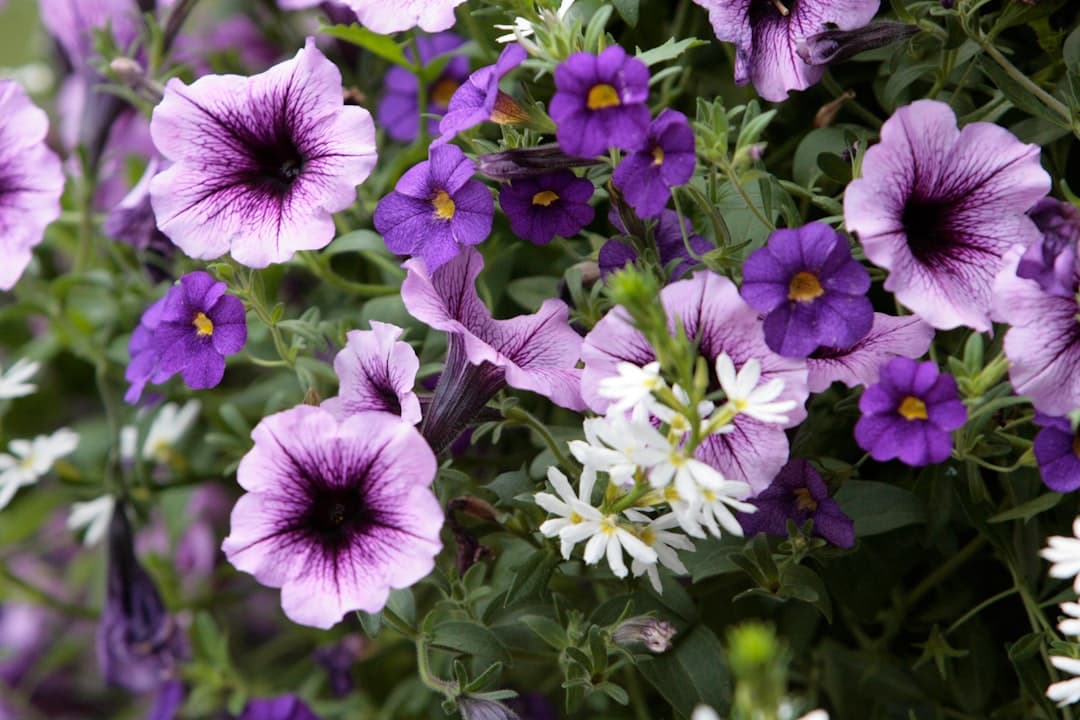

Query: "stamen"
left=587, top=84, right=621, bottom=110
left=898, top=396, right=928, bottom=421
left=432, top=190, right=456, bottom=220
left=192, top=312, right=214, bottom=337
left=651, top=146, right=665, bottom=166
left=532, top=190, right=560, bottom=207
left=788, top=271, right=824, bottom=302
left=771, top=0, right=790, bottom=16
left=793, top=487, right=818, bottom=512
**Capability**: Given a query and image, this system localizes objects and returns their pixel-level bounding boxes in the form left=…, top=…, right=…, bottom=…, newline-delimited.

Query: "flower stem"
left=504, top=406, right=578, bottom=473
left=978, top=39, right=1071, bottom=127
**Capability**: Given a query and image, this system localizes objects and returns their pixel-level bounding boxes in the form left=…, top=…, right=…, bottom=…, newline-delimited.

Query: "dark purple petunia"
left=806, top=313, right=934, bottom=393
left=499, top=169, right=595, bottom=245
left=237, top=694, right=320, bottom=720
left=854, top=357, right=967, bottom=467
left=599, top=208, right=712, bottom=280
left=737, top=459, right=854, bottom=548
left=1016, top=197, right=1080, bottom=298
left=436, top=43, right=529, bottom=145
left=740, top=222, right=872, bottom=358
left=374, top=144, right=494, bottom=272
left=612, top=109, right=696, bottom=219
left=377, top=32, right=470, bottom=143
left=124, top=271, right=248, bottom=404
left=1033, top=414, right=1080, bottom=493
left=549, top=46, right=651, bottom=158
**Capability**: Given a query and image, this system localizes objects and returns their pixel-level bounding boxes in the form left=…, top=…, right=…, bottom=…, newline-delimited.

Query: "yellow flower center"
left=640, top=527, right=656, bottom=545
left=788, top=271, right=825, bottom=302
left=898, top=396, right=928, bottom=421
left=663, top=486, right=680, bottom=503
left=793, top=487, right=818, bottom=512
left=192, top=312, right=214, bottom=337
left=432, top=190, right=456, bottom=220
left=532, top=190, right=560, bottom=207
left=587, top=83, right=621, bottom=110
left=430, top=78, right=459, bottom=107
left=652, top=146, right=665, bottom=166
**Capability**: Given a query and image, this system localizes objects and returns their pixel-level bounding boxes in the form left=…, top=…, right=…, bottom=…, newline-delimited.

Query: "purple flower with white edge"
left=854, top=357, right=966, bottom=467
left=124, top=271, right=247, bottom=404
left=612, top=109, right=696, bottom=219
left=550, top=46, right=650, bottom=158
left=374, top=144, right=494, bottom=272
left=341, top=0, right=467, bottom=34
left=691, top=0, right=880, bottom=101
left=222, top=405, right=443, bottom=629
left=844, top=99, right=1050, bottom=331
left=401, top=248, right=585, bottom=453
left=0, top=81, right=65, bottom=291
left=1033, top=414, right=1080, bottom=493
left=1017, top=197, right=1080, bottom=298
left=149, top=38, right=377, bottom=268
left=599, top=209, right=712, bottom=281
left=238, top=695, right=320, bottom=720
left=582, top=271, right=809, bottom=494
left=436, top=43, right=529, bottom=145
left=499, top=170, right=595, bottom=246
left=806, top=313, right=934, bottom=393
left=378, top=32, right=469, bottom=143
left=736, top=459, right=854, bottom=548
left=323, top=322, right=422, bottom=425
left=741, top=222, right=872, bottom=358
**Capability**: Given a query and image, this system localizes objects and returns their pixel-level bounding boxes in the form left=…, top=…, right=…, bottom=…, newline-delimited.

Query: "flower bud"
left=476, top=144, right=599, bottom=181
left=612, top=616, right=677, bottom=653
left=797, top=22, right=919, bottom=66
left=459, top=697, right=523, bottom=720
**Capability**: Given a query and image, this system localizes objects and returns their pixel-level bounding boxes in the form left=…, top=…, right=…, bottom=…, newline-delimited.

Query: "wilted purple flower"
left=855, top=357, right=966, bottom=467
left=499, top=170, right=595, bottom=245
left=612, top=616, right=678, bottom=653
left=458, top=697, right=522, bottom=720
left=401, top=248, right=586, bottom=453
left=550, top=46, right=651, bottom=157
left=1017, top=197, right=1080, bottom=298
left=797, top=22, right=918, bottom=66
left=737, top=459, right=854, bottom=548
left=740, top=222, right=872, bottom=358
left=612, top=109, right=696, bottom=219
left=147, top=681, right=185, bottom=720
left=149, top=38, right=377, bottom=268
left=222, top=406, right=442, bottom=629
left=339, top=0, right=467, bottom=34
left=1033, top=414, right=1080, bottom=493
left=238, top=695, right=320, bottom=720
left=844, top=100, right=1050, bottom=331
left=437, top=43, right=529, bottom=145
left=599, top=209, right=712, bottom=280
left=691, top=0, right=880, bottom=101
left=315, top=636, right=365, bottom=697
left=583, top=271, right=809, bottom=493
left=378, top=32, right=469, bottom=143
left=323, top=321, right=422, bottom=424
left=374, top=144, right=494, bottom=272
left=125, top=271, right=247, bottom=404
left=476, top=144, right=601, bottom=181
left=103, top=158, right=176, bottom=281
left=0, top=81, right=65, bottom=291
left=805, top=313, right=934, bottom=392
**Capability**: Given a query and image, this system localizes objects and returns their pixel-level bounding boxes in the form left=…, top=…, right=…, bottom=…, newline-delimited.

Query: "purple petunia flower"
left=549, top=46, right=651, bottom=158
left=1033, top=414, right=1080, bottom=493
left=378, top=32, right=469, bottom=143
left=436, top=43, right=528, bottom=145
left=844, top=100, right=1050, bottom=332
left=741, top=222, right=872, bottom=358
left=374, top=144, right=494, bottom=272
left=737, top=459, right=854, bottom=548
left=854, top=357, right=966, bottom=467
left=0, top=81, right=65, bottom=291
left=222, top=405, right=443, bottom=629
left=499, top=170, right=595, bottom=245
left=149, top=38, right=377, bottom=268
left=582, top=271, right=809, bottom=493
left=691, top=0, right=880, bottom=101
left=401, top=247, right=585, bottom=453
left=805, top=313, right=934, bottom=393
left=238, top=694, right=320, bottom=720
left=612, top=109, right=696, bottom=219
left=1016, top=197, right=1080, bottom=298
left=125, top=271, right=248, bottom=404
left=323, top=321, right=422, bottom=425
left=340, top=0, right=467, bottom=34
left=599, top=209, right=712, bottom=281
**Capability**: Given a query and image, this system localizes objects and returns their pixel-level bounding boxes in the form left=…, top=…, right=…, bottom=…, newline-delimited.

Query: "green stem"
left=720, top=161, right=774, bottom=233
left=944, top=587, right=1016, bottom=636
left=382, top=606, right=418, bottom=640
left=0, top=567, right=98, bottom=620
left=409, top=32, right=430, bottom=144
left=504, top=406, right=578, bottom=473
left=416, top=635, right=457, bottom=696
left=978, top=40, right=1071, bottom=125
left=900, top=536, right=986, bottom=612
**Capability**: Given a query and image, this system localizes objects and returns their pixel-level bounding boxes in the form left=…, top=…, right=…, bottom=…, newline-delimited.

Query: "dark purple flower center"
left=430, top=77, right=461, bottom=109
left=1072, top=432, right=1080, bottom=459
left=902, top=196, right=962, bottom=266
left=750, top=0, right=795, bottom=22
left=793, top=487, right=818, bottom=512
left=304, top=486, right=374, bottom=545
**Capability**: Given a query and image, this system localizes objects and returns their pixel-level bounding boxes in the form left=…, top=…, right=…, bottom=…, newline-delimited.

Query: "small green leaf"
left=638, top=624, right=732, bottom=717
left=834, top=479, right=927, bottom=536
left=521, top=615, right=566, bottom=650
left=503, top=547, right=559, bottom=607
left=431, top=620, right=510, bottom=664
left=611, top=0, right=639, bottom=26
left=988, top=492, right=1063, bottom=524
left=636, top=37, right=707, bottom=67
left=320, top=24, right=409, bottom=67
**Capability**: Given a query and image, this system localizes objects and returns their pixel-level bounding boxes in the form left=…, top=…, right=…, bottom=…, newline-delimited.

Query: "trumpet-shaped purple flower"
left=437, top=43, right=528, bottom=145
left=550, top=47, right=650, bottom=158
left=741, top=222, right=872, bottom=358
left=378, top=32, right=469, bottom=143
left=599, top=209, right=712, bottom=281
left=125, top=272, right=248, bottom=404
left=374, top=144, right=494, bottom=272
left=1033, top=414, right=1080, bottom=493
left=806, top=313, right=934, bottom=393
left=0, top=81, right=65, bottom=291
left=1017, top=198, right=1080, bottom=298
left=854, top=357, right=966, bottom=467
left=612, top=109, right=696, bottom=219
left=582, top=271, right=809, bottom=493
left=342, top=0, right=467, bottom=34
left=499, top=170, right=595, bottom=245
left=323, top=322, right=422, bottom=425
left=401, top=248, right=585, bottom=453
left=222, top=405, right=442, bottom=629
left=737, top=459, right=854, bottom=548
left=691, top=0, right=880, bottom=101
left=845, top=100, right=1050, bottom=331
left=238, top=695, right=320, bottom=720
left=149, top=38, right=377, bottom=268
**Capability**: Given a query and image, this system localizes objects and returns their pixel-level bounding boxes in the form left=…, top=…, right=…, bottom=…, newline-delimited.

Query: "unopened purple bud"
left=476, top=144, right=600, bottom=181
left=459, top=697, right=523, bottom=720
left=612, top=616, right=677, bottom=653
left=797, top=22, right=919, bottom=66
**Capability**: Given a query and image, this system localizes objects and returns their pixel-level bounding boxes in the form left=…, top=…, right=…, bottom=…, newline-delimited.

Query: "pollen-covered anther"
left=587, top=83, right=621, bottom=110
left=432, top=189, right=456, bottom=220
left=531, top=190, right=559, bottom=207
left=787, top=271, right=825, bottom=302
left=192, top=312, right=214, bottom=337
left=898, top=395, right=928, bottom=421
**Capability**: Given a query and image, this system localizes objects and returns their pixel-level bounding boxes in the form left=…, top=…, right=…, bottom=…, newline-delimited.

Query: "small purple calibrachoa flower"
left=599, top=209, right=712, bottom=281
left=237, top=695, right=320, bottom=720
left=741, top=222, right=872, bottom=358
left=549, top=46, right=650, bottom=158
left=437, top=43, right=528, bottom=145
left=844, top=100, right=1050, bottom=331
left=1017, top=197, right=1080, bottom=298
left=149, top=38, right=377, bottom=268
left=125, top=272, right=247, bottom=404
left=499, top=170, right=595, bottom=245
left=612, top=109, right=695, bottom=219
left=805, top=313, right=934, bottom=393
left=854, top=357, right=966, bottom=467
left=374, top=144, right=494, bottom=272
left=222, top=405, right=443, bottom=629
left=378, top=32, right=469, bottom=143
left=737, top=459, right=854, bottom=548
left=323, top=322, right=422, bottom=425
left=1033, top=414, right=1080, bottom=493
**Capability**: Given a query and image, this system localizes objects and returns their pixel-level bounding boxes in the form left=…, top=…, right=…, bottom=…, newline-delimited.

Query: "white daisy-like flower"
left=142, top=400, right=201, bottom=464
left=494, top=0, right=577, bottom=44
left=1042, top=518, right=1080, bottom=594
left=691, top=706, right=721, bottom=720
left=0, top=428, right=79, bottom=510
left=598, top=361, right=665, bottom=413
left=625, top=510, right=695, bottom=593
left=696, top=480, right=756, bottom=539
left=651, top=384, right=716, bottom=439
left=1059, top=602, right=1080, bottom=638
left=67, top=495, right=115, bottom=546
left=581, top=513, right=657, bottom=579
left=535, top=466, right=599, bottom=559
left=0, top=358, right=41, bottom=399
left=715, top=352, right=796, bottom=425
left=570, top=413, right=667, bottom=487
left=1048, top=656, right=1080, bottom=706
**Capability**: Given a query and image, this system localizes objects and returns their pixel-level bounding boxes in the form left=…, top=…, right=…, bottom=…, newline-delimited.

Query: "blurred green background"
left=0, top=0, right=41, bottom=67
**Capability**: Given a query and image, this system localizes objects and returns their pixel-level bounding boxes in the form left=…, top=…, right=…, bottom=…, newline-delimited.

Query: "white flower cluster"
left=534, top=354, right=795, bottom=592
left=1041, top=518, right=1080, bottom=706
left=0, top=428, right=79, bottom=510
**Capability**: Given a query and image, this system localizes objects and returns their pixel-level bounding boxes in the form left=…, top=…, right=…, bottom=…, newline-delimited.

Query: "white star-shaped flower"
left=625, top=510, right=695, bottom=593
left=1042, top=518, right=1080, bottom=594
left=1048, top=656, right=1080, bottom=706
left=68, top=495, right=115, bottom=546
left=0, top=358, right=40, bottom=399
left=715, top=352, right=795, bottom=426
left=0, top=428, right=79, bottom=510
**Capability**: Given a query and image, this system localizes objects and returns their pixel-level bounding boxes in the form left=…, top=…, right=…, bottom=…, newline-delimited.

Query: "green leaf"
left=503, top=546, right=559, bottom=607
left=323, top=229, right=389, bottom=256
left=834, top=479, right=927, bottom=536
left=779, top=564, right=833, bottom=622
left=320, top=24, right=409, bottom=67
left=611, top=0, right=639, bottom=26
left=356, top=609, right=382, bottom=638
left=636, top=37, right=707, bottom=67
left=506, top=276, right=561, bottom=312
left=521, top=615, right=566, bottom=650
left=978, top=57, right=1066, bottom=127
left=638, top=625, right=731, bottom=718
left=431, top=620, right=511, bottom=664
left=988, top=492, right=1063, bottom=524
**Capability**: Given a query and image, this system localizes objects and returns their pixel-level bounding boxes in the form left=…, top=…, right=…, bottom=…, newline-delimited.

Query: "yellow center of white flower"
left=432, top=190, right=456, bottom=220
left=569, top=511, right=584, bottom=524
left=193, top=312, right=214, bottom=337
left=898, top=396, right=928, bottom=421
left=587, top=83, right=621, bottom=110
left=532, top=190, right=560, bottom=207
left=600, top=516, right=619, bottom=536
left=788, top=271, right=824, bottom=302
